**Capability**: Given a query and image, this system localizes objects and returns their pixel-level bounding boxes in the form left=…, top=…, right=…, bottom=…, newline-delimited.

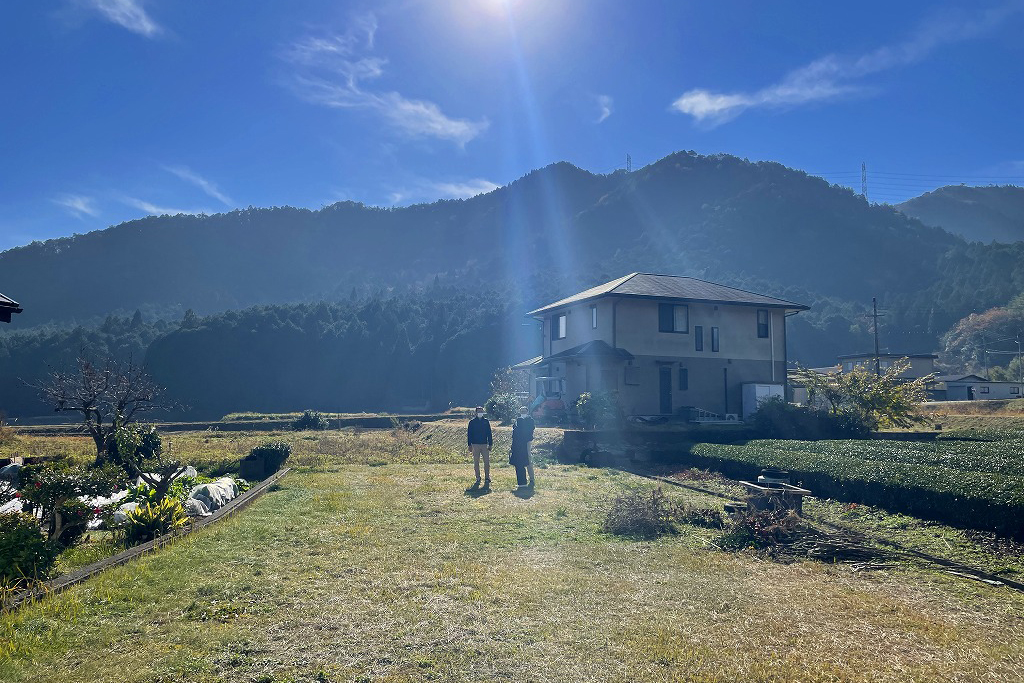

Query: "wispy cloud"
left=121, top=197, right=199, bottom=216
left=595, top=95, right=613, bottom=124
left=52, top=194, right=99, bottom=218
left=671, top=1, right=1024, bottom=126
left=163, top=165, right=234, bottom=206
left=388, top=178, right=500, bottom=205
left=282, top=14, right=488, bottom=146
left=81, top=0, right=161, bottom=37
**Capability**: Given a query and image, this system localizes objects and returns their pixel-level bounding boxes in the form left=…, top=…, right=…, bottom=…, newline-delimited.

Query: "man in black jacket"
left=467, top=405, right=492, bottom=487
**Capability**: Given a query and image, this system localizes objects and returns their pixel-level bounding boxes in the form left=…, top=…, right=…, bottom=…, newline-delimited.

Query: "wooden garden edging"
left=3, top=467, right=292, bottom=612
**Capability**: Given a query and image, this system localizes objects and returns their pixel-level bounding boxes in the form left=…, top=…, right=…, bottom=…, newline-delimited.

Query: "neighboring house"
left=935, top=374, right=1024, bottom=401
left=836, top=352, right=937, bottom=378
left=791, top=352, right=938, bottom=405
left=515, top=273, right=809, bottom=419
left=0, top=292, right=22, bottom=323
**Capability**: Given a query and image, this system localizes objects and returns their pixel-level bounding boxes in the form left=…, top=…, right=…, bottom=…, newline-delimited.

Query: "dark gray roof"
left=936, top=374, right=1022, bottom=384
left=547, top=340, right=634, bottom=361
left=0, top=291, right=21, bottom=323
left=528, top=273, right=808, bottom=315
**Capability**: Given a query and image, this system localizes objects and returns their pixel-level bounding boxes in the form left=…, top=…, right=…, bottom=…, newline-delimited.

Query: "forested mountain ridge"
left=5, top=151, right=1024, bottom=414
left=3, top=152, right=956, bottom=329
left=899, top=185, right=1024, bottom=244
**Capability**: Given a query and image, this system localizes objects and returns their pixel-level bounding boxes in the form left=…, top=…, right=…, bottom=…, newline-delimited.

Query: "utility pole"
left=861, top=162, right=868, bottom=201
left=872, top=297, right=882, bottom=377
left=1018, top=332, right=1022, bottom=383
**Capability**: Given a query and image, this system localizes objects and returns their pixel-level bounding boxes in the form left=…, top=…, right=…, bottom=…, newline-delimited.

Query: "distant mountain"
left=6, top=151, right=1024, bottom=369
left=898, top=185, right=1024, bottom=243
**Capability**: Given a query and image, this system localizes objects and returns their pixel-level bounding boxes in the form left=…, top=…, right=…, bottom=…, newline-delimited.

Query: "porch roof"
left=548, top=340, right=634, bottom=362
left=0, top=291, right=22, bottom=323
left=510, top=355, right=543, bottom=370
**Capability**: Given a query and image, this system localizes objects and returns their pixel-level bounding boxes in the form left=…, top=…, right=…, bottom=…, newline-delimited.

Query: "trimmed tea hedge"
left=661, top=433, right=1024, bottom=538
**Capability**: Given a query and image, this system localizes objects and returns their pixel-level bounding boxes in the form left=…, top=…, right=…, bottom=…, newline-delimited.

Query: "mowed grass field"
left=3, top=454, right=1024, bottom=681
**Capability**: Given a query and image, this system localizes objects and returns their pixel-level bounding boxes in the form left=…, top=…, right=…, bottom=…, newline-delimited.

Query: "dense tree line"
left=0, top=292, right=538, bottom=419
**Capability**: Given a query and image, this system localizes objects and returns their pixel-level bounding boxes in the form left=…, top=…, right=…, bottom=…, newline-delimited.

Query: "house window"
left=757, top=310, right=770, bottom=338
left=658, top=303, right=689, bottom=333
left=711, top=326, right=720, bottom=352
left=1012, top=387, right=1020, bottom=395
left=590, top=304, right=597, bottom=329
left=551, top=313, right=566, bottom=340
left=624, top=365, right=640, bottom=385
left=678, top=368, right=688, bottom=391
left=695, top=325, right=703, bottom=351
left=844, top=362, right=854, bottom=372
left=980, top=386, right=990, bottom=394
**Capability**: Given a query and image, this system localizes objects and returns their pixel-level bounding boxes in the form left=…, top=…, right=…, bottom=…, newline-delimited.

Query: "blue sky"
left=2, top=0, right=1023, bottom=251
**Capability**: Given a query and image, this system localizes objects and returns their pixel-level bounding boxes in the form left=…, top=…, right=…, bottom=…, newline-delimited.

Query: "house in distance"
left=0, top=292, right=22, bottom=323
left=515, top=273, right=809, bottom=420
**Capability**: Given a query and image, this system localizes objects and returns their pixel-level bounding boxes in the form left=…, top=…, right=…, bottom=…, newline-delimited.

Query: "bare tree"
left=36, top=356, right=172, bottom=462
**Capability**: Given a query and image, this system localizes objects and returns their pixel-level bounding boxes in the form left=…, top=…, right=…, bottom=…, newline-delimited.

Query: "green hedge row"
left=657, top=438, right=1024, bottom=538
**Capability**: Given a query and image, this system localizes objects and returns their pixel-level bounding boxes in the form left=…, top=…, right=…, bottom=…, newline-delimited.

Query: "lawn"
left=3, top=455, right=1024, bottom=682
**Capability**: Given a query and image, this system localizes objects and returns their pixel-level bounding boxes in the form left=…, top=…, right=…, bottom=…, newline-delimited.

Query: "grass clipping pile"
left=604, top=486, right=889, bottom=566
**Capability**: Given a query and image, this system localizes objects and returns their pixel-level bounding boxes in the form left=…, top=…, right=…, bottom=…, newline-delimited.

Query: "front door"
left=659, top=367, right=672, bottom=414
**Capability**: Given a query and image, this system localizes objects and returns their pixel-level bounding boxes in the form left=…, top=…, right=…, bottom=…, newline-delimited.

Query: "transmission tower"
left=626, top=154, right=632, bottom=173
left=861, top=162, right=867, bottom=200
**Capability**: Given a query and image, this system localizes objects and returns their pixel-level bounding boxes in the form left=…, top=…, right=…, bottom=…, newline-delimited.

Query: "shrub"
left=292, top=410, right=329, bottom=431
left=751, top=397, right=869, bottom=439
left=18, top=460, right=124, bottom=547
left=121, top=498, right=188, bottom=546
left=576, top=391, right=621, bottom=429
left=0, top=513, right=58, bottom=585
left=601, top=487, right=721, bottom=538
left=248, top=442, right=292, bottom=474
left=484, top=393, right=520, bottom=425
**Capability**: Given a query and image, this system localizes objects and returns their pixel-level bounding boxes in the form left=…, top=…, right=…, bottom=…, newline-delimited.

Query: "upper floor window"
left=590, top=304, right=597, bottom=329
left=658, top=303, right=688, bottom=333
left=711, top=326, right=720, bottom=352
left=757, top=310, right=770, bottom=338
left=694, top=325, right=704, bottom=351
left=551, top=313, right=567, bottom=340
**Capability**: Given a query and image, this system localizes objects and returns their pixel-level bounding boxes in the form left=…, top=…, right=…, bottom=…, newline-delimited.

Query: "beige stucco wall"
left=544, top=297, right=788, bottom=373
left=537, top=296, right=792, bottom=416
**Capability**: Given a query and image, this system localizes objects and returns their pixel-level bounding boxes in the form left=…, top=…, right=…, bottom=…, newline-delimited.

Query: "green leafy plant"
left=575, top=391, right=621, bottom=429
left=792, top=358, right=931, bottom=430
left=0, top=512, right=59, bottom=586
left=751, top=397, right=868, bottom=439
left=18, top=460, right=124, bottom=547
left=121, top=498, right=188, bottom=546
left=484, top=393, right=519, bottom=425
left=248, top=442, right=292, bottom=475
left=292, top=410, right=329, bottom=431
left=112, top=423, right=188, bottom=502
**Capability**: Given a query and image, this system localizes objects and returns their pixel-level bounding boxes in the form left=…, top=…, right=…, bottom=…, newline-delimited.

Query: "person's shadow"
left=464, top=482, right=491, bottom=498
left=512, top=486, right=536, bottom=500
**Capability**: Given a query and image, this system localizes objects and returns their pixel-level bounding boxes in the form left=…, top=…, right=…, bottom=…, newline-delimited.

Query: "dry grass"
left=2, top=456, right=1023, bottom=682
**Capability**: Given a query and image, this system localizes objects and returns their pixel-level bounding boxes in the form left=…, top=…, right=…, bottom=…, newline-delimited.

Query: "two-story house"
left=516, top=273, right=809, bottom=418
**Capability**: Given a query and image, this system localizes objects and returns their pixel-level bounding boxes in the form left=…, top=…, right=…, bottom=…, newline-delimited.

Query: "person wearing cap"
left=510, top=405, right=536, bottom=488
left=467, top=406, right=493, bottom=487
